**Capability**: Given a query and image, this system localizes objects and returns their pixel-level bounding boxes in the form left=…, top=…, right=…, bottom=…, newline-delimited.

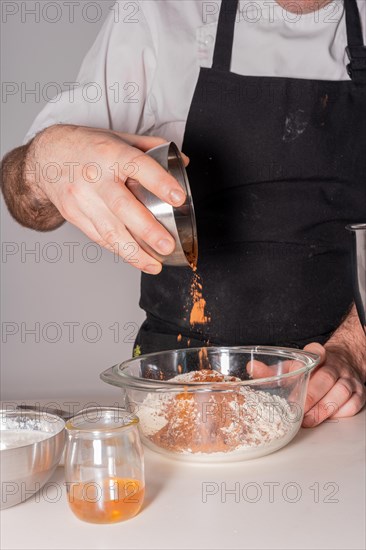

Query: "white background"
left=1, top=1, right=144, bottom=400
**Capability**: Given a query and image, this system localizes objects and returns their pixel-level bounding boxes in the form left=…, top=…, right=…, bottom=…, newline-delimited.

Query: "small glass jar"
left=65, top=407, right=144, bottom=524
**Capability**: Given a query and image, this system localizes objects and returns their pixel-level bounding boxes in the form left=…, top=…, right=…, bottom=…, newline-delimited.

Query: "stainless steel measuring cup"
left=126, top=142, right=198, bottom=267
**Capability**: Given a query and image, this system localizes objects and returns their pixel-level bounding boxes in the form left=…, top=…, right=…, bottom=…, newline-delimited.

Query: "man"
left=1, top=0, right=365, bottom=428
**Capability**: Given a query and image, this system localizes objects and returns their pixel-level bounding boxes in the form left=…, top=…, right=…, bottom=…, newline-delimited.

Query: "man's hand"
left=303, top=306, right=366, bottom=427
left=1, top=125, right=188, bottom=275
left=302, top=342, right=365, bottom=427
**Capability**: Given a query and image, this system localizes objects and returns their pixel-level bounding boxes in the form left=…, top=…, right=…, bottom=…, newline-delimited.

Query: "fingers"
left=117, top=147, right=186, bottom=207
left=331, top=387, right=366, bottom=418
left=303, top=342, right=327, bottom=365
left=181, top=153, right=190, bottom=167
left=65, top=208, right=162, bottom=274
left=115, top=132, right=190, bottom=172
left=247, top=360, right=273, bottom=379
left=249, top=344, right=325, bottom=381
left=116, top=132, right=190, bottom=166
left=303, top=377, right=352, bottom=427
left=94, top=214, right=162, bottom=274
left=115, top=133, right=168, bottom=151
left=303, top=363, right=339, bottom=414
left=247, top=358, right=304, bottom=379
left=101, top=183, right=176, bottom=256
left=303, top=343, right=327, bottom=414
left=72, top=191, right=162, bottom=274
left=302, top=377, right=365, bottom=427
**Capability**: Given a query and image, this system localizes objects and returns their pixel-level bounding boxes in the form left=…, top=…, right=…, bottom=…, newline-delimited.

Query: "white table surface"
left=1, top=398, right=365, bottom=550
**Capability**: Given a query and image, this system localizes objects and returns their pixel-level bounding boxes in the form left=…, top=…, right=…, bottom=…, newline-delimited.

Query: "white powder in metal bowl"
left=0, top=430, right=50, bottom=450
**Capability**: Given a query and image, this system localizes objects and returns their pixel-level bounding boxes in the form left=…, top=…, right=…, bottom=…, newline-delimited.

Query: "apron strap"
left=212, top=0, right=238, bottom=71
left=212, top=0, right=366, bottom=83
left=344, top=0, right=366, bottom=82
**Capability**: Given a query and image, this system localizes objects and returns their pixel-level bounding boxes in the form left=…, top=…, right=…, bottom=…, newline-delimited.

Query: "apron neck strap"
left=212, top=0, right=366, bottom=83
left=345, top=0, right=364, bottom=46
left=344, top=0, right=366, bottom=82
left=212, top=0, right=238, bottom=71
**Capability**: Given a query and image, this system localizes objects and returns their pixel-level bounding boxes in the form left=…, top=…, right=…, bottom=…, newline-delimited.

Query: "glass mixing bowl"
left=101, top=346, right=320, bottom=462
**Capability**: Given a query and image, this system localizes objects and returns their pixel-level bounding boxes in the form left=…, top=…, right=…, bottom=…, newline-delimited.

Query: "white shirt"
left=25, top=0, right=366, bottom=149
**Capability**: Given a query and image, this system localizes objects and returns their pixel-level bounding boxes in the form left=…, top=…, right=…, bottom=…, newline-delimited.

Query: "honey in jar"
left=65, top=408, right=145, bottom=524
left=67, top=477, right=144, bottom=524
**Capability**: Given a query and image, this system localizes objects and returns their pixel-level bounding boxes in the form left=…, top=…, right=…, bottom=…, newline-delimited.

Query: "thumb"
left=303, top=342, right=326, bottom=368
left=114, top=132, right=190, bottom=166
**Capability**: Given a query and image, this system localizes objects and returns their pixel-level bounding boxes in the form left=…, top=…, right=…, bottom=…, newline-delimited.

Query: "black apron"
left=135, top=0, right=366, bottom=355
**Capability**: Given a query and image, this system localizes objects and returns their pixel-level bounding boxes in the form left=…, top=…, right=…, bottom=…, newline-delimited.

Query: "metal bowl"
left=346, top=223, right=366, bottom=334
left=101, top=346, right=320, bottom=462
left=126, top=142, right=198, bottom=267
left=0, top=410, right=65, bottom=509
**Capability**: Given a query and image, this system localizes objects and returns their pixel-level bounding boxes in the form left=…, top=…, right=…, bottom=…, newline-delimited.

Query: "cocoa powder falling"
left=189, top=263, right=210, bottom=326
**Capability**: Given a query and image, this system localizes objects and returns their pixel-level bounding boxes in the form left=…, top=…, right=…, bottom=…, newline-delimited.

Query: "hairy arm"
left=0, top=132, right=65, bottom=232
left=325, top=303, right=366, bottom=381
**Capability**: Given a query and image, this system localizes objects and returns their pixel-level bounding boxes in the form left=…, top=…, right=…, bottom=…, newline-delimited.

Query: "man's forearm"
left=0, top=134, right=65, bottom=231
left=325, top=304, right=366, bottom=381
